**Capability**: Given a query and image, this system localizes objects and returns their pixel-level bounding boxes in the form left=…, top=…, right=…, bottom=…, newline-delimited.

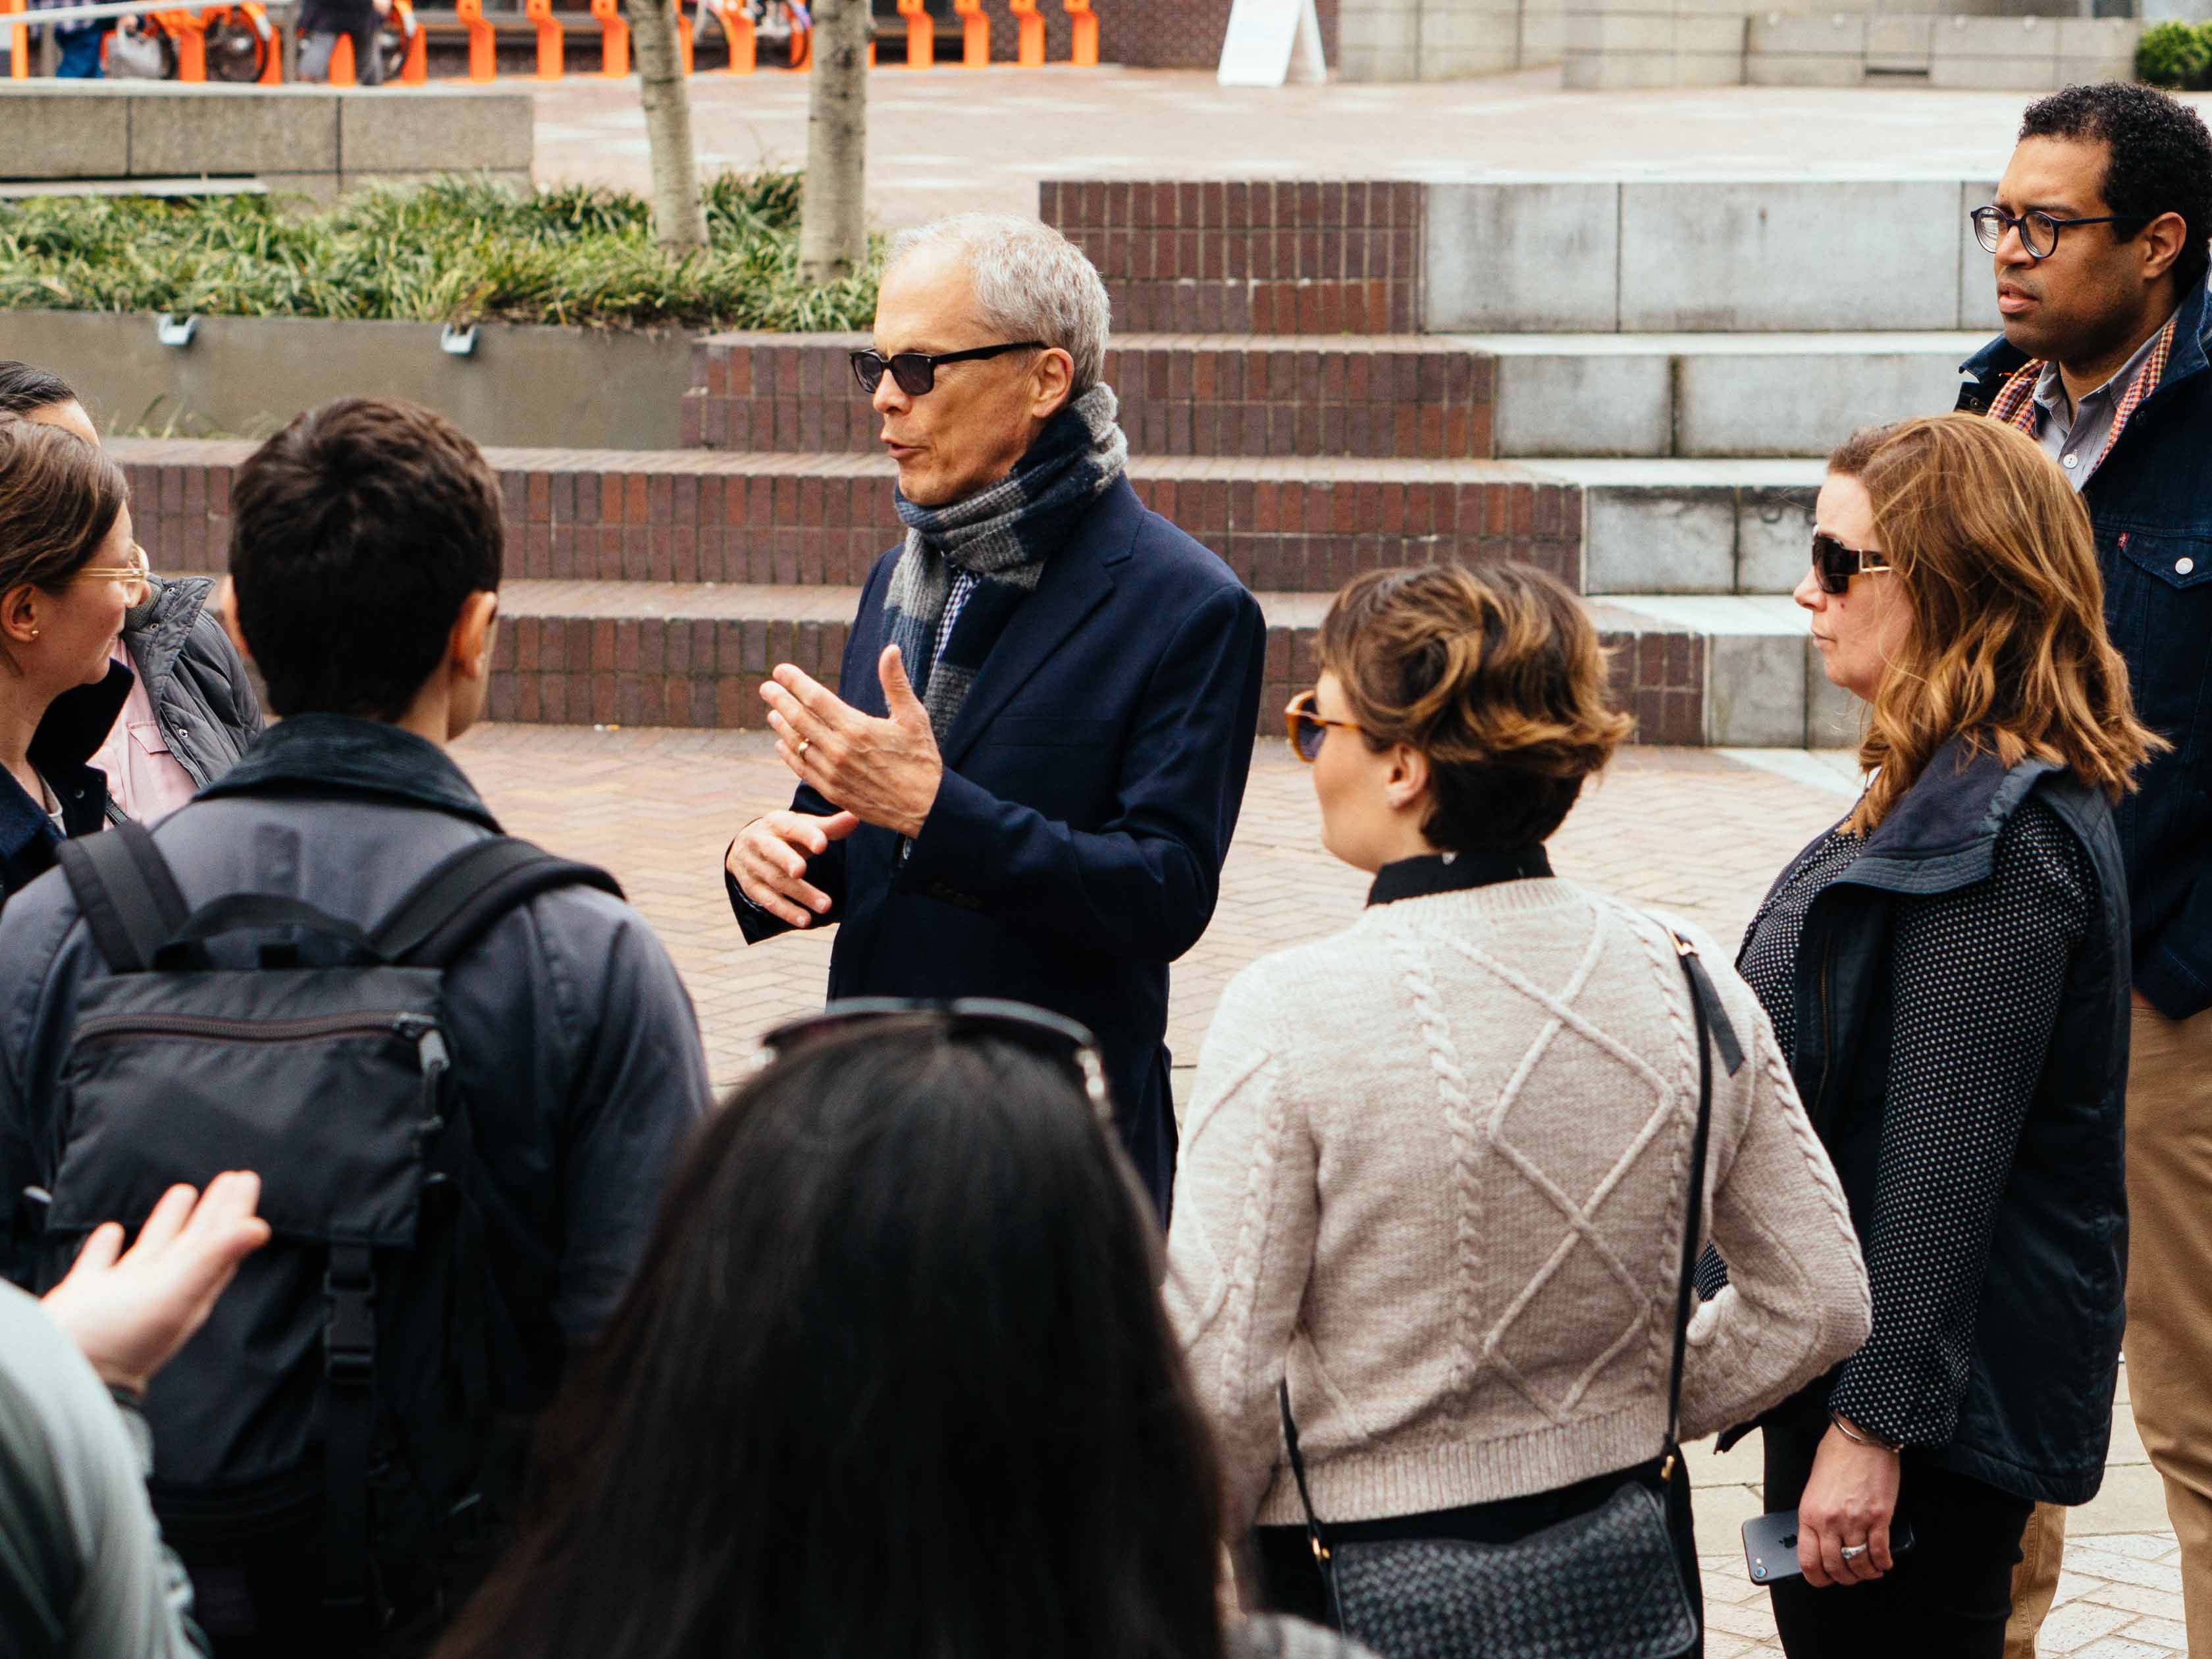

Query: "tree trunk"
left=631, top=0, right=706, bottom=253
left=799, top=0, right=869, bottom=282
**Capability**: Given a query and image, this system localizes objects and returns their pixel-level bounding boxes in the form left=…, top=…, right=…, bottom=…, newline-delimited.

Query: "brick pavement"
left=454, top=722, right=2184, bottom=1656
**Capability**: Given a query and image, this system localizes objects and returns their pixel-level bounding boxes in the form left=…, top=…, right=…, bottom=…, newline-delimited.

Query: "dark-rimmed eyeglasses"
left=1811, top=531, right=1892, bottom=596
left=1970, top=205, right=2146, bottom=263
left=758, top=997, right=1111, bottom=1121
left=849, top=340, right=1048, bottom=398
left=1284, top=688, right=1361, bottom=764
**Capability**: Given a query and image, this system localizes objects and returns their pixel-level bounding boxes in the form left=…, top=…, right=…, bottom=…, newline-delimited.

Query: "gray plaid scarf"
left=883, top=383, right=1128, bottom=742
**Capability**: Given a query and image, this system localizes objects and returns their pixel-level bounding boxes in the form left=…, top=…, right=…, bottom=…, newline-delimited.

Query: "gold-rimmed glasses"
left=74, top=542, right=151, bottom=606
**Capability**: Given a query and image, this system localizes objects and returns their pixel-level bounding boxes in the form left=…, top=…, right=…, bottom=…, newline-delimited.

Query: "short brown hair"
left=1317, top=564, right=1633, bottom=854
left=230, top=398, right=503, bottom=721
left=0, top=416, right=130, bottom=670
left=1828, top=414, right=2163, bottom=832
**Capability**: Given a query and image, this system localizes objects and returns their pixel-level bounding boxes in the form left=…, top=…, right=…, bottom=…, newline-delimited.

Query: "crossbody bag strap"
left=1278, top=1379, right=1343, bottom=1625
left=1664, top=930, right=1744, bottom=1450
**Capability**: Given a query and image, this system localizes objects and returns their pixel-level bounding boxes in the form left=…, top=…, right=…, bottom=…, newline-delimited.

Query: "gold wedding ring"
left=797, top=738, right=811, bottom=756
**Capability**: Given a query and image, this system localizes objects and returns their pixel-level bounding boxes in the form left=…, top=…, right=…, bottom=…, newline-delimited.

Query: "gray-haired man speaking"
left=722, top=213, right=1265, bottom=1215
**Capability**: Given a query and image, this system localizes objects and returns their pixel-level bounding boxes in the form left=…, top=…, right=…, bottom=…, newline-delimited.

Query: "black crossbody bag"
left=1277, top=930, right=1745, bottom=1659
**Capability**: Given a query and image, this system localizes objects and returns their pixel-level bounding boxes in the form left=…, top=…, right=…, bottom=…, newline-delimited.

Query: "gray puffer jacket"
left=118, top=576, right=261, bottom=795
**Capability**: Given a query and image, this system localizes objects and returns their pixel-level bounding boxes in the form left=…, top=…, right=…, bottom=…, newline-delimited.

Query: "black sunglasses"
left=1811, top=531, right=1893, bottom=596
left=849, top=340, right=1048, bottom=398
left=758, top=997, right=1111, bottom=1120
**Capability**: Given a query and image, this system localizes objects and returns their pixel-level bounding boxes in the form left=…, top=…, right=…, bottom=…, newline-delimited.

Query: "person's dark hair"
left=434, top=1018, right=1227, bottom=1659
left=0, top=417, right=130, bottom=670
left=2020, top=82, right=2212, bottom=292
left=229, top=397, right=502, bottom=721
left=0, top=361, right=78, bottom=419
left=1318, top=563, right=1633, bottom=855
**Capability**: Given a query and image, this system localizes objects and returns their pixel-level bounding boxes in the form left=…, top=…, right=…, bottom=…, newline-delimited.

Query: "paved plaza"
left=457, top=722, right=2186, bottom=1655
left=528, top=67, right=2212, bottom=224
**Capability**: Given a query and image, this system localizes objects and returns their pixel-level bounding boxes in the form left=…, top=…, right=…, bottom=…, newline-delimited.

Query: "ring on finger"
left=1839, top=1544, right=1868, bottom=1562
left=797, top=737, right=811, bottom=757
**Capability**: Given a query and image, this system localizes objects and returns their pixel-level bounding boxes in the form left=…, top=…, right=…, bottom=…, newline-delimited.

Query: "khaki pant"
left=2003, top=1502, right=2067, bottom=1658
left=2120, top=1000, right=2212, bottom=1651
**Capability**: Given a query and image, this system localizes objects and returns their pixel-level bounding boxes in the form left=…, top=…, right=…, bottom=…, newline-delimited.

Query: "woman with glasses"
left=1718, top=413, right=2153, bottom=1657
left=0, top=416, right=149, bottom=898
left=0, top=363, right=263, bottom=824
left=1165, top=562, right=1872, bottom=1654
left=435, top=1004, right=1375, bottom=1659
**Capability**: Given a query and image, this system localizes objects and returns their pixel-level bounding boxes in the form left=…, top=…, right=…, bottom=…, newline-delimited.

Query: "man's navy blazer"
left=727, top=475, right=1267, bottom=1216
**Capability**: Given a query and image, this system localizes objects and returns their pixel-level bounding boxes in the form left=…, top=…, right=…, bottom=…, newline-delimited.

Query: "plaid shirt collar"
left=1986, top=311, right=2180, bottom=475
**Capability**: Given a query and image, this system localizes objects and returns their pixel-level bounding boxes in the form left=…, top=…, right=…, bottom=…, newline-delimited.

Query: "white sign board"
left=1216, top=0, right=1325, bottom=87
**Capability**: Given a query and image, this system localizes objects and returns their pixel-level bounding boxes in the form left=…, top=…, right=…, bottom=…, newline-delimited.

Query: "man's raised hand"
left=726, top=808, right=862, bottom=929
left=760, top=646, right=943, bottom=839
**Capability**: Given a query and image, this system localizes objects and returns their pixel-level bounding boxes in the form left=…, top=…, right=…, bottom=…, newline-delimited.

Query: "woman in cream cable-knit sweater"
left=1165, top=564, right=1872, bottom=1635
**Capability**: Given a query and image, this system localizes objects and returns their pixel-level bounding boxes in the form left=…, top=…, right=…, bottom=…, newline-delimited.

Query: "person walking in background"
left=31, top=0, right=109, bottom=76
left=0, top=417, right=147, bottom=898
left=0, top=397, right=710, bottom=1656
left=434, top=1007, right=1375, bottom=1659
left=1, top=364, right=263, bottom=822
left=296, top=0, right=386, bottom=82
left=722, top=213, right=1266, bottom=1218
left=1955, top=84, right=2212, bottom=1656
left=5, top=1173, right=270, bottom=1659
left=1165, top=563, right=1871, bottom=1653
left=1720, top=416, right=2151, bottom=1657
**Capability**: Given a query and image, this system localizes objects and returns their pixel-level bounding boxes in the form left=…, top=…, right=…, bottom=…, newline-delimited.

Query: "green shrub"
left=2137, top=20, right=2211, bottom=90
left=0, top=171, right=879, bottom=332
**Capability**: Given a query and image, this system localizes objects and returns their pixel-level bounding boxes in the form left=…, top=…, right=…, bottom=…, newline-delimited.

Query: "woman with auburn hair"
left=1724, top=413, right=2155, bottom=1657
left=0, top=415, right=147, bottom=898
left=1167, top=562, right=1870, bottom=1656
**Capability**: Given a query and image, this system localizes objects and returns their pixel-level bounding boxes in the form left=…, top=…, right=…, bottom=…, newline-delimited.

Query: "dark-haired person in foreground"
left=0, top=397, right=710, bottom=1656
left=434, top=1009, right=1375, bottom=1659
left=0, top=363, right=263, bottom=822
left=1955, top=83, right=2212, bottom=1654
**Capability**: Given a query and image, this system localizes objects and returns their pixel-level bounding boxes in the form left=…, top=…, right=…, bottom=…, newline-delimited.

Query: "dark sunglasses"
left=849, top=340, right=1048, bottom=398
left=758, top=997, right=1111, bottom=1120
left=1284, top=688, right=1361, bottom=764
left=1810, top=531, right=1893, bottom=596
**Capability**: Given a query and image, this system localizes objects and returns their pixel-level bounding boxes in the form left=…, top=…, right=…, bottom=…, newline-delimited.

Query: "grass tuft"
left=0, top=171, right=878, bottom=332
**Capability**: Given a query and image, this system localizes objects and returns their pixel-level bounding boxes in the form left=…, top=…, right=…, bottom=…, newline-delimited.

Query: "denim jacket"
left=1959, top=269, right=2212, bottom=1018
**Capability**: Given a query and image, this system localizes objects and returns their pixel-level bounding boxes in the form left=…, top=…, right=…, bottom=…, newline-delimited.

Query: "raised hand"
left=760, top=646, right=944, bottom=839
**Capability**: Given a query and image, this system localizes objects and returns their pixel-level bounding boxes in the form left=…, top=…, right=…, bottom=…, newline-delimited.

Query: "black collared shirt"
left=1366, top=846, right=1553, bottom=908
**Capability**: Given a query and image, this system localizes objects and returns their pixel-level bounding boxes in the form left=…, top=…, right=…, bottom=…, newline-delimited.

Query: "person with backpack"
left=0, top=396, right=712, bottom=1657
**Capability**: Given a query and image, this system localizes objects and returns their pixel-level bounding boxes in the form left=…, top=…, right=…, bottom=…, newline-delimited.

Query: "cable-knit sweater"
left=1165, top=878, right=1872, bottom=1531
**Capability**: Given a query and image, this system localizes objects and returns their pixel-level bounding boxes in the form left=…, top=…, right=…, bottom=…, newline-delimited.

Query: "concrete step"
left=1590, top=594, right=1857, bottom=750
left=685, top=332, right=1500, bottom=460
left=1483, top=332, right=1984, bottom=459
left=1529, top=459, right=1826, bottom=597
left=119, top=441, right=1581, bottom=596
left=485, top=581, right=1723, bottom=746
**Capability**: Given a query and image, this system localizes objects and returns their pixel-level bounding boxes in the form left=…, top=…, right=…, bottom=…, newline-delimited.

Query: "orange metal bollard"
left=1009, top=0, right=1041, bottom=65
left=525, top=0, right=564, bottom=76
left=329, top=26, right=355, bottom=78
left=454, top=0, right=496, bottom=78
left=951, top=0, right=985, bottom=63
left=590, top=0, right=627, bottom=73
left=787, top=14, right=808, bottom=67
left=392, top=0, right=425, bottom=78
left=1063, top=0, right=1092, bottom=63
left=4, top=0, right=25, bottom=82
left=897, top=0, right=928, bottom=65
left=162, top=9, right=209, bottom=78
left=701, top=0, right=750, bottom=70
left=250, top=1, right=280, bottom=78
left=673, top=0, right=692, bottom=71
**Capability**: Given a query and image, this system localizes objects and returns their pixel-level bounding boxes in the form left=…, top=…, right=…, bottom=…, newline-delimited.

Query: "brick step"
left=685, top=332, right=1498, bottom=460
left=1480, top=332, right=1984, bottom=459
left=1039, top=179, right=1425, bottom=335
left=118, top=443, right=1580, bottom=596
left=487, top=581, right=1722, bottom=746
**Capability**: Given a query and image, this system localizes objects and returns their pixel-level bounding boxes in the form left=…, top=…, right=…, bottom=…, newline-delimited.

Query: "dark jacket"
left=0, top=715, right=712, bottom=1371
left=0, top=662, right=128, bottom=901
left=726, top=475, right=1267, bottom=1218
left=119, top=575, right=263, bottom=795
left=1959, top=270, right=2212, bottom=1018
left=1758, top=743, right=2130, bottom=1504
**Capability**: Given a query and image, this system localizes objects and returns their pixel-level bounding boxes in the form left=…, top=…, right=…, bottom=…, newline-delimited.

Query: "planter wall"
left=0, top=311, right=695, bottom=448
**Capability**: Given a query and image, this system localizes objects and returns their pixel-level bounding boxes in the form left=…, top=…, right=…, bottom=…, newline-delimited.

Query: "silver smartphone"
left=1742, top=1511, right=1916, bottom=1583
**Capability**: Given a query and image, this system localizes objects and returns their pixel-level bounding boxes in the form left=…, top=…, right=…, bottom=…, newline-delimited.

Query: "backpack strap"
left=369, top=837, right=624, bottom=969
left=55, top=819, right=189, bottom=974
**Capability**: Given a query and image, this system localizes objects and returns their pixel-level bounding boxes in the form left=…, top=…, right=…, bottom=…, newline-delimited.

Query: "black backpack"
left=29, top=818, right=621, bottom=1642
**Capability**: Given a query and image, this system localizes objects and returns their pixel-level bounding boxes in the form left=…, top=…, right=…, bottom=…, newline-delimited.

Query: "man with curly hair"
left=1957, top=81, right=2212, bottom=1656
